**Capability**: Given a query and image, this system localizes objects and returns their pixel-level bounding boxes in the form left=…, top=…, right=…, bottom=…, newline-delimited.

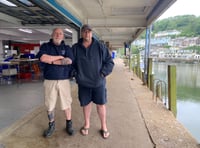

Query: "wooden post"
left=132, top=55, right=136, bottom=74
left=147, top=58, right=152, bottom=88
left=137, top=54, right=140, bottom=77
left=168, top=65, right=177, bottom=116
left=142, top=71, right=144, bottom=84
left=150, top=74, right=154, bottom=91
left=156, top=83, right=162, bottom=100
left=139, top=68, right=142, bottom=80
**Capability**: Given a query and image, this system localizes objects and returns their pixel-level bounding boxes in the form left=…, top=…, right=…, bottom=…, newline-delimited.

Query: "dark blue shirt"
left=72, top=37, right=114, bottom=87
left=37, top=39, right=74, bottom=80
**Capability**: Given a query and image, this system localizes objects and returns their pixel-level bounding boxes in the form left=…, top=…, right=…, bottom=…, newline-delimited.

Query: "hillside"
left=139, top=15, right=200, bottom=39
left=153, top=15, right=200, bottom=37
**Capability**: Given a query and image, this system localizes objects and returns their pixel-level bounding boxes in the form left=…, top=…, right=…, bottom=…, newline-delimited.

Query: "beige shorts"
left=44, top=79, right=72, bottom=111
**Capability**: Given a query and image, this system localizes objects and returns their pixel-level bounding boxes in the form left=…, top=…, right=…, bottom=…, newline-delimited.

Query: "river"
left=153, top=61, right=200, bottom=143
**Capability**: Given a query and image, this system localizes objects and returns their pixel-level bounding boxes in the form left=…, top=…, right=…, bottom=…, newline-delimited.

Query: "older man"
left=37, top=28, right=74, bottom=137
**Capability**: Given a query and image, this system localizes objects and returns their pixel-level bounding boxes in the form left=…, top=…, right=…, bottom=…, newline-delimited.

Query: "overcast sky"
left=158, top=0, right=200, bottom=20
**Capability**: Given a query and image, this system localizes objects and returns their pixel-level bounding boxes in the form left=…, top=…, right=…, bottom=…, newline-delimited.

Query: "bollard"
left=142, top=71, right=145, bottom=84
left=139, top=69, right=142, bottom=80
left=137, top=54, right=140, bottom=76
left=134, top=66, right=138, bottom=76
left=168, top=65, right=177, bottom=116
left=150, top=74, right=154, bottom=91
left=156, top=83, right=162, bottom=100
left=147, top=58, right=153, bottom=88
left=133, top=66, right=136, bottom=74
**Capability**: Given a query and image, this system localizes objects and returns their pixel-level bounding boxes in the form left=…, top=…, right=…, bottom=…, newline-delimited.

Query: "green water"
left=153, top=61, right=200, bottom=143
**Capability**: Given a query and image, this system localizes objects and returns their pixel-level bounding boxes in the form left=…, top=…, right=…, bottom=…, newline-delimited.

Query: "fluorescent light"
left=18, top=28, right=32, bottom=33
left=65, top=28, right=72, bottom=33
left=4, top=45, right=9, bottom=48
left=0, top=0, right=17, bottom=7
left=18, top=0, right=34, bottom=7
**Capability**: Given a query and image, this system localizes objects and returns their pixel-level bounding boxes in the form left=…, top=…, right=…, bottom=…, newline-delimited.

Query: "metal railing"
left=152, top=79, right=168, bottom=108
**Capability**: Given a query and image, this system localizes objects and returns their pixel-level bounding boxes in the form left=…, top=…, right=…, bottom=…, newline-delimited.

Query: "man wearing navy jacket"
left=72, top=24, right=114, bottom=139
left=37, top=28, right=74, bottom=137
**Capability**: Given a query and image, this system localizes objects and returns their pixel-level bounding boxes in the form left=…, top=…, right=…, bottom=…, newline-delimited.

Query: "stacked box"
left=2, top=68, right=17, bottom=76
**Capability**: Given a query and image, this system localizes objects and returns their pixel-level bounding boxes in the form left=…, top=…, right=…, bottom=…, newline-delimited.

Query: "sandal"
left=80, top=127, right=89, bottom=136
left=100, top=129, right=110, bottom=139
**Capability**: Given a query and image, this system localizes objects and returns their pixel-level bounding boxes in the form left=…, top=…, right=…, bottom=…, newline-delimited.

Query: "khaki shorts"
left=44, top=79, right=72, bottom=111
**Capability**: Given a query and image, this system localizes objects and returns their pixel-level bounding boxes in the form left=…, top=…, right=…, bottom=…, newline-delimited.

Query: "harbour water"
left=153, top=61, right=200, bottom=143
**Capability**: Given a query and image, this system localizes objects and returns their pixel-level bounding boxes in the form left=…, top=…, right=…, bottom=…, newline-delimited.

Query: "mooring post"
left=148, top=58, right=153, bottom=88
left=168, top=65, right=177, bottom=116
left=150, top=74, right=154, bottom=91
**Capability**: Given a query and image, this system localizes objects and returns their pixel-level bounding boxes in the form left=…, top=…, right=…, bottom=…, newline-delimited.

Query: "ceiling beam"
left=88, top=18, right=146, bottom=28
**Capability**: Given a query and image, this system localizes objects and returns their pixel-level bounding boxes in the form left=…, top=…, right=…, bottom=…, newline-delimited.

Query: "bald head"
left=51, top=28, right=64, bottom=45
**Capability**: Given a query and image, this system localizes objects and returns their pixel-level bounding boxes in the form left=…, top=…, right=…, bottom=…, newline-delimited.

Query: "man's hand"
left=40, top=54, right=64, bottom=64
left=61, top=58, right=72, bottom=65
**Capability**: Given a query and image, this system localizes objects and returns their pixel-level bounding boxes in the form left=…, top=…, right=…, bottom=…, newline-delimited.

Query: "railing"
left=130, top=56, right=177, bottom=116
left=152, top=79, right=168, bottom=108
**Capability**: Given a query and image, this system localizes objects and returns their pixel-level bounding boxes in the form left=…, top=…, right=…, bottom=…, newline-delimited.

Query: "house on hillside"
left=154, top=30, right=181, bottom=37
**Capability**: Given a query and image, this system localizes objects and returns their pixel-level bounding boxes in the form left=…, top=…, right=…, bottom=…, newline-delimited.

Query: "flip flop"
left=100, top=129, right=110, bottom=139
left=80, top=127, right=89, bottom=136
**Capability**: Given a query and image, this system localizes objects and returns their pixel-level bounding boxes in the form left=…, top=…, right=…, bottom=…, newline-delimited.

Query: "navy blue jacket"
left=72, top=37, right=114, bottom=88
left=37, top=39, right=74, bottom=80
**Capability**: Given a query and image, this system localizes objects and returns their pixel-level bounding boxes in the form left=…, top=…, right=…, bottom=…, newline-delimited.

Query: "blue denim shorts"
left=78, top=84, right=107, bottom=106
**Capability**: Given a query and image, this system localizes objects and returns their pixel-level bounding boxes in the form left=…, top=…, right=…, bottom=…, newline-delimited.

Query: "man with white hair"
left=37, top=28, right=74, bottom=137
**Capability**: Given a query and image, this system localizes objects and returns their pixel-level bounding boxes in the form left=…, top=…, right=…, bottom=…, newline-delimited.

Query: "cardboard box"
left=2, top=68, right=17, bottom=76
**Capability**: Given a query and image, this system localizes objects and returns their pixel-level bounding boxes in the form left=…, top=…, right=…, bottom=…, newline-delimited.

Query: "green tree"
left=153, top=15, right=200, bottom=37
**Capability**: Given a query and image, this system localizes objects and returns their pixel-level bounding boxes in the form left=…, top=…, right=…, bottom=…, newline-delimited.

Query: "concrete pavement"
left=0, top=58, right=199, bottom=148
